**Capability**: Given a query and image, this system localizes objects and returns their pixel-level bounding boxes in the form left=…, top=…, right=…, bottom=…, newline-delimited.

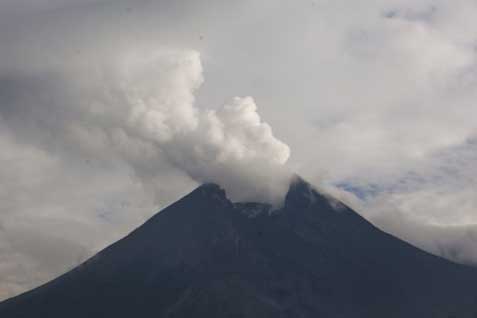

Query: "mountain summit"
left=1, top=177, right=477, bottom=317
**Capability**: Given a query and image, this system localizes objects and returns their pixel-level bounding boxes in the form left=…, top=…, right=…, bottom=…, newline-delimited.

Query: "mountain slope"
left=1, top=178, right=477, bottom=317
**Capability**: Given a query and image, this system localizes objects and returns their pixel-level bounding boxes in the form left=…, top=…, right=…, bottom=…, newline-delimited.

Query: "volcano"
left=1, top=177, right=477, bottom=317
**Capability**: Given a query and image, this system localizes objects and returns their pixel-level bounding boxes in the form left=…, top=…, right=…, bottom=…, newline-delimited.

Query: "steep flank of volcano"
left=1, top=177, right=477, bottom=318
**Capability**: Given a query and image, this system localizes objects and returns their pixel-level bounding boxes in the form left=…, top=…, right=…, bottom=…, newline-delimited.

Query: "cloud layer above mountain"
left=1, top=0, right=477, bottom=299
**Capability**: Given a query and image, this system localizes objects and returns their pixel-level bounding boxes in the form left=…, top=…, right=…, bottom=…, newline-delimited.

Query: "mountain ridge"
left=1, top=177, right=477, bottom=317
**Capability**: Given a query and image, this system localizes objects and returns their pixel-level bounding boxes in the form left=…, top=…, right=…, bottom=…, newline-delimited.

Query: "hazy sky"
left=1, top=0, right=477, bottom=300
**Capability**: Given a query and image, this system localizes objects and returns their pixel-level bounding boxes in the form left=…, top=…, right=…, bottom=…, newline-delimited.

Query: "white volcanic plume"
left=1, top=49, right=291, bottom=204
left=119, top=50, right=291, bottom=203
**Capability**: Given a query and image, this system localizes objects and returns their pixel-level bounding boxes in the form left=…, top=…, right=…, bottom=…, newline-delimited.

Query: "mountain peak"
left=197, top=182, right=226, bottom=196
left=284, top=175, right=324, bottom=210
left=195, top=177, right=322, bottom=215
left=191, top=182, right=230, bottom=205
left=2, top=175, right=477, bottom=318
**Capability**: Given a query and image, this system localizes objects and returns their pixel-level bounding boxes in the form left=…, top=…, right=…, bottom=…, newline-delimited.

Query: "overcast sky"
left=1, top=0, right=477, bottom=300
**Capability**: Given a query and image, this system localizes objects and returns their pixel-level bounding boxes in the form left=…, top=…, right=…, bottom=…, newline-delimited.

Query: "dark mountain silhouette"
left=1, top=177, right=477, bottom=317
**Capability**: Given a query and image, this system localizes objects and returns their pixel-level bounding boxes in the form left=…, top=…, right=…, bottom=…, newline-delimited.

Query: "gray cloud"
left=1, top=0, right=477, bottom=300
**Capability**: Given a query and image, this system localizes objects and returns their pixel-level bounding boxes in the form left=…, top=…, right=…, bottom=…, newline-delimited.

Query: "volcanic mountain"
left=1, top=177, right=477, bottom=317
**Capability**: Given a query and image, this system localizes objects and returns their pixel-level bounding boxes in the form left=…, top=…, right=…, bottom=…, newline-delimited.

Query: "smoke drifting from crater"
left=120, top=50, right=292, bottom=203
left=1, top=49, right=291, bottom=204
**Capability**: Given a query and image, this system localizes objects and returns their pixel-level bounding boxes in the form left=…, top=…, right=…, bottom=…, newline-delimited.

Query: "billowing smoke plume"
left=119, top=50, right=291, bottom=203
left=1, top=49, right=291, bottom=204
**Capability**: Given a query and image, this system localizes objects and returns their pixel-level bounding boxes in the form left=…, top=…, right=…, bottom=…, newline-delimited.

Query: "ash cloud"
left=120, top=50, right=292, bottom=203
left=1, top=49, right=292, bottom=204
